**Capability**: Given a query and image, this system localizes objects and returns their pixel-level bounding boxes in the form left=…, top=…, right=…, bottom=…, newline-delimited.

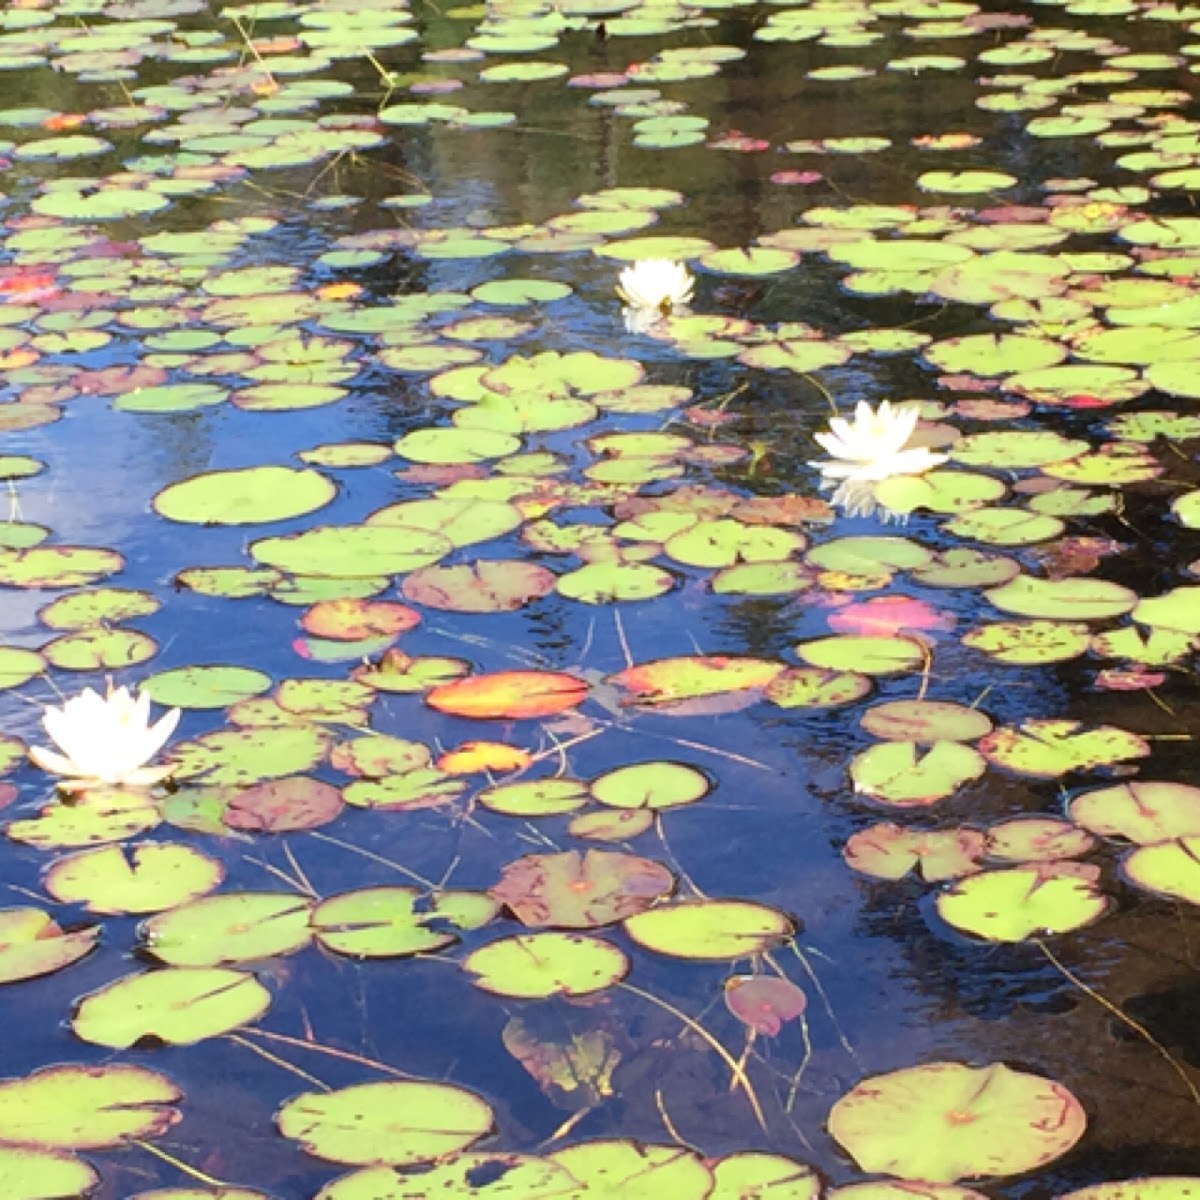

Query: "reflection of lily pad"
left=829, top=1062, right=1086, bottom=1182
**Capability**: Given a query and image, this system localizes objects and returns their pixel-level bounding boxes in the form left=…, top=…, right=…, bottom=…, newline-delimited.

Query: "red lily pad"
left=491, top=850, right=674, bottom=929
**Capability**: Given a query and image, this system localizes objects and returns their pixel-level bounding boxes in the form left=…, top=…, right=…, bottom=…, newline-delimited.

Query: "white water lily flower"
left=809, top=400, right=947, bottom=483
left=617, top=259, right=695, bottom=316
left=30, top=685, right=181, bottom=790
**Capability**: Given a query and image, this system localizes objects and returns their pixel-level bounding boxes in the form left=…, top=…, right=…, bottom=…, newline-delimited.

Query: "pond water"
left=1, top=0, right=1200, bottom=1197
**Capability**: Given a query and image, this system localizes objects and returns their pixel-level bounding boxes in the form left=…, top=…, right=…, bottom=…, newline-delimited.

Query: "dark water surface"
left=1, top=0, right=1200, bottom=1196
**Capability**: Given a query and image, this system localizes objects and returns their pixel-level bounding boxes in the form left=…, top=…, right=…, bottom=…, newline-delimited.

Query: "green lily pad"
left=1134, top=586, right=1200, bottom=634
left=73, top=967, right=271, bottom=1048
left=312, top=888, right=497, bottom=958
left=985, top=576, right=1137, bottom=620
left=936, top=867, right=1110, bottom=942
left=850, top=741, right=987, bottom=807
left=549, top=1141, right=713, bottom=1198
left=43, top=843, right=223, bottom=915
left=42, top=628, right=157, bottom=672
left=943, top=508, right=1064, bottom=546
left=168, top=726, right=331, bottom=788
left=140, top=892, right=313, bottom=966
left=153, top=466, right=336, bottom=526
left=844, top=824, right=986, bottom=883
left=0, top=1063, right=180, bottom=1149
left=589, top=761, right=711, bottom=810
left=251, top=525, right=451, bottom=578
left=796, top=636, right=925, bottom=675
left=1123, top=839, right=1200, bottom=904
left=0, top=546, right=123, bottom=590
left=828, top=1062, right=1086, bottom=1182
left=142, top=665, right=272, bottom=710
left=315, top=1155, right=578, bottom=1200
left=463, top=932, right=629, bottom=998
left=37, top=587, right=160, bottom=630
left=710, top=1152, right=820, bottom=1200
left=623, top=899, right=794, bottom=961
left=478, top=778, right=590, bottom=817
left=555, top=562, right=675, bottom=604
left=1070, top=782, right=1200, bottom=844
left=0, top=1145, right=99, bottom=1200
left=860, top=700, right=993, bottom=743
left=0, top=908, right=98, bottom=984
left=978, top=720, right=1151, bottom=778
left=963, top=620, right=1092, bottom=665
left=765, top=667, right=873, bottom=709
left=277, top=1081, right=493, bottom=1167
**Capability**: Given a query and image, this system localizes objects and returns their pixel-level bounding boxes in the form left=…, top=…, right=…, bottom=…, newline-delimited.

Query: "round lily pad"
left=140, top=892, right=313, bottom=966
left=462, top=932, right=629, bottom=998
left=850, top=741, right=987, bottom=807
left=312, top=888, right=497, bottom=957
left=589, top=761, right=711, bottom=810
left=43, top=843, right=223, bottom=915
left=251, top=525, right=451, bottom=578
left=936, top=867, right=1110, bottom=942
left=0, top=1145, right=99, bottom=1200
left=490, top=849, right=674, bottom=928
left=860, top=700, right=993, bottom=743
left=73, top=967, right=271, bottom=1048
left=153, top=466, right=336, bottom=526
left=1124, top=838, right=1200, bottom=905
left=142, top=665, right=272, bottom=710
left=623, top=900, right=794, bottom=960
left=478, top=778, right=589, bottom=817
left=0, top=1063, right=180, bottom=1149
left=985, top=576, right=1137, bottom=620
left=1070, top=782, right=1200, bottom=844
left=978, top=720, right=1151, bottom=778
left=549, top=1141, right=713, bottom=1199
left=828, top=1062, right=1086, bottom=1182
left=0, top=908, right=98, bottom=984
left=277, top=1080, right=493, bottom=1167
